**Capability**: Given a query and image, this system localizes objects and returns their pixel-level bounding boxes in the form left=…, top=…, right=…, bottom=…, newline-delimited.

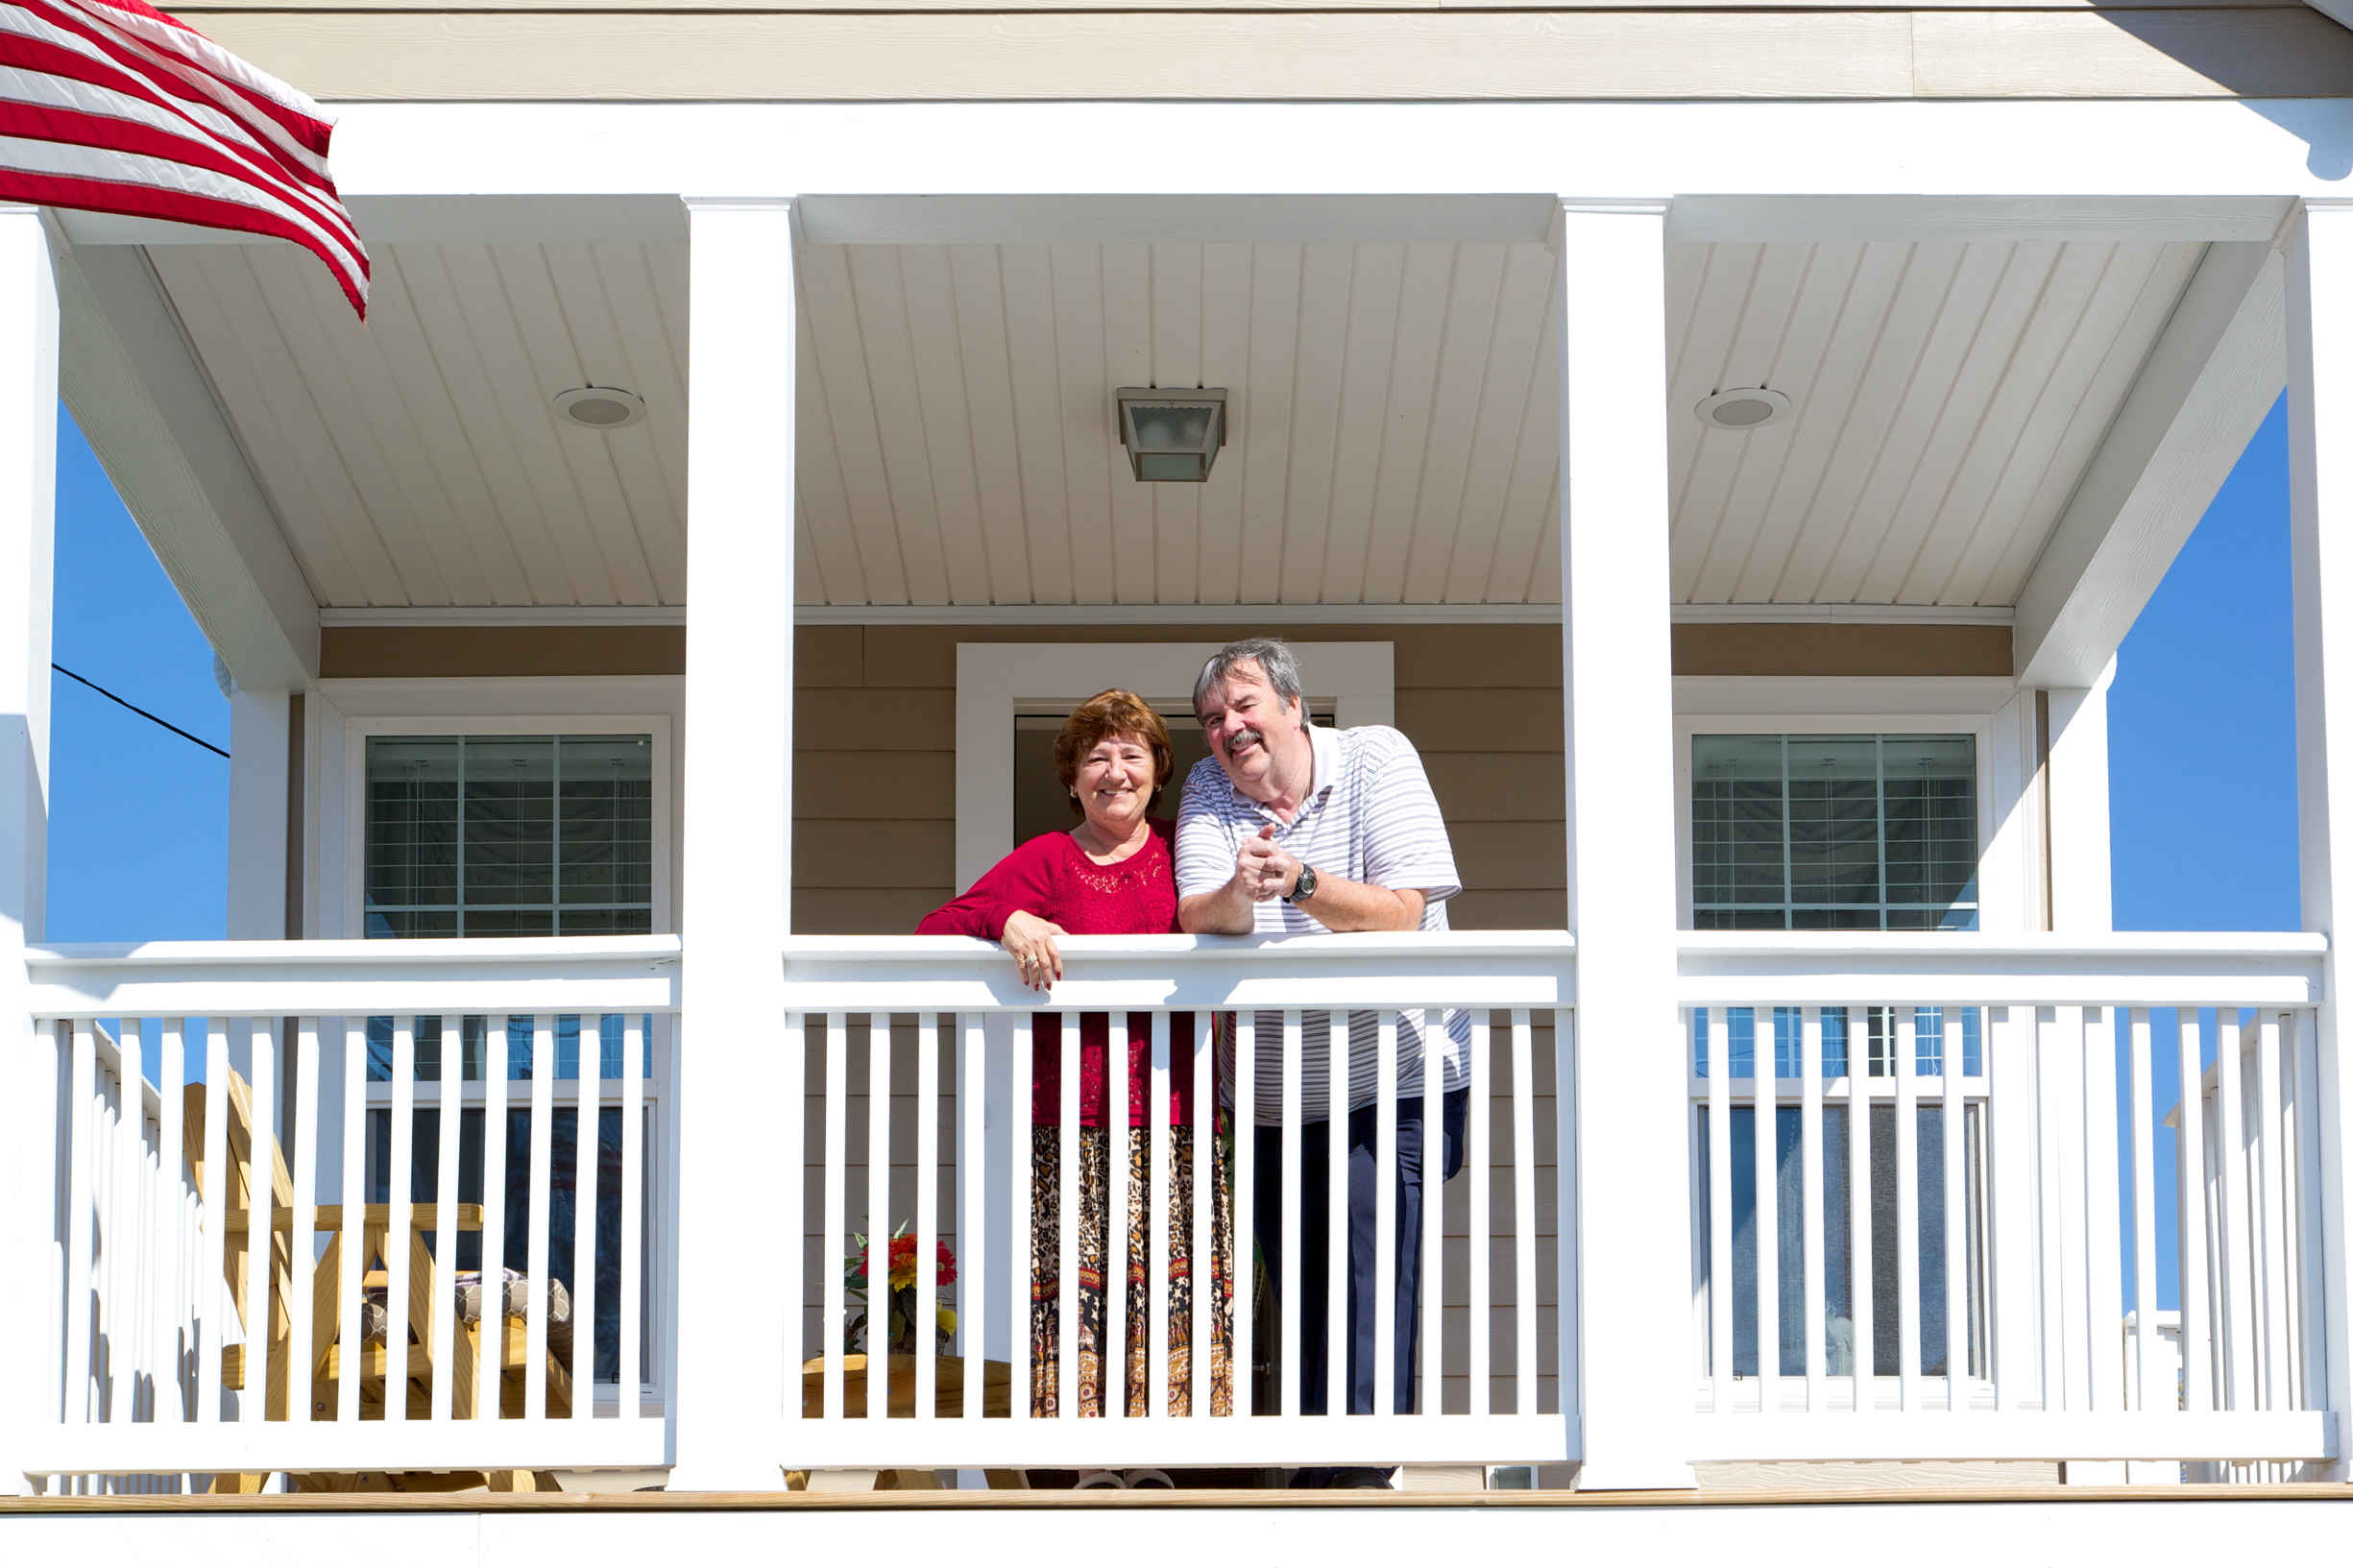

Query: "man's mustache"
left=1222, top=726, right=1265, bottom=756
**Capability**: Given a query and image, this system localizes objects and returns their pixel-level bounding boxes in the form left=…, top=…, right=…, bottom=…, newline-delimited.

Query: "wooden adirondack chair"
left=188, top=1069, right=573, bottom=1492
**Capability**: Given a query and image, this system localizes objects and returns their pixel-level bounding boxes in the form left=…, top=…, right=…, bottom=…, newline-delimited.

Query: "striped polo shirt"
left=1174, top=722, right=1470, bottom=1123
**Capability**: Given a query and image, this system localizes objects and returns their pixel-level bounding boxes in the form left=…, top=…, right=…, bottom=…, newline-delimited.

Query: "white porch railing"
left=774, top=932, right=1576, bottom=1470
left=17, top=938, right=679, bottom=1488
left=16, top=929, right=2341, bottom=1487
left=1677, top=932, right=2332, bottom=1471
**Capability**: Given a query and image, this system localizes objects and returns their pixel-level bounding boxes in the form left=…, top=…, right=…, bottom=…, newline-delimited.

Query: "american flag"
left=0, top=0, right=367, bottom=315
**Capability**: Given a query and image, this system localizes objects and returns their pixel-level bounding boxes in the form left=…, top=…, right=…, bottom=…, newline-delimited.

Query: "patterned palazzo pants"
left=1030, top=1122, right=1234, bottom=1417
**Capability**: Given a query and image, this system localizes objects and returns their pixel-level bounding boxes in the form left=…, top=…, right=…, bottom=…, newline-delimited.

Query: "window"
left=1691, top=734, right=1977, bottom=930
left=365, top=734, right=653, bottom=938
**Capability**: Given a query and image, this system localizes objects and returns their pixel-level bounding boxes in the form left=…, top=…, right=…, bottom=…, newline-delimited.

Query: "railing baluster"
left=1420, top=1005, right=1440, bottom=1419
left=619, top=1014, right=645, bottom=1427
left=1233, top=1012, right=1256, bottom=1420
left=867, top=1011, right=891, bottom=1422
left=2176, top=1008, right=2213, bottom=1413
left=1706, top=1007, right=1732, bottom=1410
left=243, top=1016, right=274, bottom=1428
left=1325, top=1010, right=1348, bottom=1418
left=2257, top=1009, right=2291, bottom=1411
left=336, top=1019, right=366, bottom=1425
left=1511, top=1007, right=1536, bottom=1422
left=2083, top=1008, right=2124, bottom=1421
left=158, top=1019, right=186, bottom=1426
left=2292, top=1010, right=2325, bottom=1412
left=1895, top=1006, right=1921, bottom=1411
left=1104, top=1007, right=1128, bottom=1422
left=2128, top=1008, right=2159, bottom=1412
left=480, top=1017, right=511, bottom=1423
left=824, top=1011, right=849, bottom=1424
left=1150, top=1008, right=1171, bottom=1420
left=1374, top=1008, right=1397, bottom=1416
left=958, top=1012, right=985, bottom=1423
left=523, top=1014, right=556, bottom=1422
left=431, top=1016, right=461, bottom=1423
left=916, top=1011, right=941, bottom=1426
left=1468, top=1009, right=1490, bottom=1416
left=2216, top=1009, right=2254, bottom=1410
left=1942, top=1005, right=1966, bottom=1409
left=1553, top=1008, right=1578, bottom=1428
left=1988, top=1005, right=2035, bottom=1414
left=1847, top=1005, right=1873, bottom=1414
left=1009, top=1012, right=1031, bottom=1422
left=112, top=1018, right=145, bottom=1427
left=1191, top=1001, right=1212, bottom=1421
left=200, top=1018, right=230, bottom=1426
left=1754, top=1006, right=1780, bottom=1418
left=290, top=1018, right=320, bottom=1427
left=1800, top=1006, right=1825, bottom=1413
left=1281, top=1009, right=1301, bottom=1418
left=1056, top=1009, right=1079, bottom=1418
left=575, top=1015, right=604, bottom=1422
left=387, top=1016, right=417, bottom=1425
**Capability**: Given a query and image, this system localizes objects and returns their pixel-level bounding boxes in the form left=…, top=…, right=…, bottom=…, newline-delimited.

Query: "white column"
left=2287, top=198, right=2353, bottom=1481
left=668, top=199, right=798, bottom=1489
left=2046, top=660, right=2116, bottom=934
left=1557, top=200, right=1694, bottom=1489
left=225, top=685, right=289, bottom=938
left=0, top=205, right=59, bottom=1493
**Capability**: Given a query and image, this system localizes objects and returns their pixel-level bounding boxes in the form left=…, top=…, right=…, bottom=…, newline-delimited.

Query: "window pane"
left=1692, top=733, right=1978, bottom=930
left=366, top=736, right=458, bottom=919
left=558, top=735, right=654, bottom=908
left=463, top=736, right=554, bottom=907
left=365, top=733, right=654, bottom=939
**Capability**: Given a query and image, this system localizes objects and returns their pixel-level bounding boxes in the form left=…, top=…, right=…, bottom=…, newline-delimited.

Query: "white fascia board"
left=60, top=247, right=317, bottom=688
left=2307, top=0, right=2353, bottom=35
left=315, top=102, right=2353, bottom=207
left=2014, top=240, right=2284, bottom=689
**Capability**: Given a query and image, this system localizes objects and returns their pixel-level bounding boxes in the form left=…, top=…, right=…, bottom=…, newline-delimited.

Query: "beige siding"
left=172, top=9, right=2353, bottom=103
left=791, top=622, right=1568, bottom=936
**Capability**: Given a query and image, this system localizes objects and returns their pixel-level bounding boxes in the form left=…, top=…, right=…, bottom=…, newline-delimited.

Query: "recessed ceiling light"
left=554, top=385, right=647, bottom=430
left=1694, top=387, right=1791, bottom=431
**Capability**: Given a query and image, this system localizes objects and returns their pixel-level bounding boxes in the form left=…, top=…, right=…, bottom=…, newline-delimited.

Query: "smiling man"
left=1175, top=637, right=1468, bottom=1467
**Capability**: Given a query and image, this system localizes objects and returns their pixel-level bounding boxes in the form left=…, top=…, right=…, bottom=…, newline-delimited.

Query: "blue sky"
left=45, top=396, right=2302, bottom=1311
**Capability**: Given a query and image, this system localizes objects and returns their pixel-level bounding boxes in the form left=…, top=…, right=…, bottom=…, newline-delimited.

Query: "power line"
left=52, top=663, right=230, bottom=760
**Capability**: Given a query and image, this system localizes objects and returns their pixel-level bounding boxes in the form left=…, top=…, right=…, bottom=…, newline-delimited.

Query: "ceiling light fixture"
left=1694, top=386, right=1791, bottom=432
left=554, top=385, right=648, bottom=430
left=1116, top=387, right=1226, bottom=482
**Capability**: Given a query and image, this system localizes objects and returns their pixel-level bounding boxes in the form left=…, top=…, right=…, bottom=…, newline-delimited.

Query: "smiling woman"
left=915, top=690, right=1231, bottom=1434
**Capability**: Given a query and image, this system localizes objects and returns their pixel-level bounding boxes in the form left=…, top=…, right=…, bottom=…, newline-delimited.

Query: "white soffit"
left=145, top=238, right=689, bottom=610
left=130, top=223, right=2205, bottom=622
left=1667, top=236, right=2207, bottom=609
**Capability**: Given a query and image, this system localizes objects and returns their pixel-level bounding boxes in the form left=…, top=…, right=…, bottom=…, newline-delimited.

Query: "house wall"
left=164, top=4, right=2353, bottom=103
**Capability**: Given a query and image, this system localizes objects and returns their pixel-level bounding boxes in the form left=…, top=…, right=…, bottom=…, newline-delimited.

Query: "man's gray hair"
left=1195, top=637, right=1303, bottom=716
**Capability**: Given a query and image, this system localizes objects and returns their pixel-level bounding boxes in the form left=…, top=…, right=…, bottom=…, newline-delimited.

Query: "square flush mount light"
left=1117, top=388, right=1226, bottom=482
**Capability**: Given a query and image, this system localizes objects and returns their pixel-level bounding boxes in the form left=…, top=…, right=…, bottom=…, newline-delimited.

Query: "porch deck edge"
left=6, top=1484, right=2348, bottom=1514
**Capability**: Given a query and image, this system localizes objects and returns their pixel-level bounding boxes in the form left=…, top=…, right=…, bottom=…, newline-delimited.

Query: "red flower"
left=856, top=1231, right=958, bottom=1290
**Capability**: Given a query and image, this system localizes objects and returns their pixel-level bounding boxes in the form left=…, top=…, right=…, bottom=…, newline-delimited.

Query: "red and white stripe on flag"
left=0, top=0, right=367, bottom=316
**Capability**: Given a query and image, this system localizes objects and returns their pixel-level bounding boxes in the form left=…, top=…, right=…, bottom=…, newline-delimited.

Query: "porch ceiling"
left=138, top=229, right=2205, bottom=616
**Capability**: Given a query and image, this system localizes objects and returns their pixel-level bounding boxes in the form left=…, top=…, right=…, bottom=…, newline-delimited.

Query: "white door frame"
left=953, top=640, right=1394, bottom=894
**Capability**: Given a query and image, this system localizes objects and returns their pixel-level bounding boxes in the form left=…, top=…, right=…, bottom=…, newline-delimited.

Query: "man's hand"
left=1234, top=823, right=1301, bottom=902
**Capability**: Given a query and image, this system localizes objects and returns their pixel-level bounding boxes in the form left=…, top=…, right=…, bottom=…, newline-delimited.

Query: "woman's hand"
left=1000, top=909, right=1069, bottom=992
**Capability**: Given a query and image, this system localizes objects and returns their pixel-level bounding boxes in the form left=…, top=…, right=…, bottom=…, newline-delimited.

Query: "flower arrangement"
left=845, top=1222, right=959, bottom=1355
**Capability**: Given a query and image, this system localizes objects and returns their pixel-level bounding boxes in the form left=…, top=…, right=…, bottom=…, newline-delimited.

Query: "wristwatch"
left=1285, top=864, right=1319, bottom=905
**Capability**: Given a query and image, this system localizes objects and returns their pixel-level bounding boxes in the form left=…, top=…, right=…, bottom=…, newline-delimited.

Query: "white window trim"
left=342, top=713, right=676, bottom=941
left=1673, top=676, right=2030, bottom=933
left=954, top=641, right=1395, bottom=895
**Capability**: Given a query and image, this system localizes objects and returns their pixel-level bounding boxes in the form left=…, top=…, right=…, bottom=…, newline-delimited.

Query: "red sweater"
left=916, top=822, right=1195, bottom=1128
